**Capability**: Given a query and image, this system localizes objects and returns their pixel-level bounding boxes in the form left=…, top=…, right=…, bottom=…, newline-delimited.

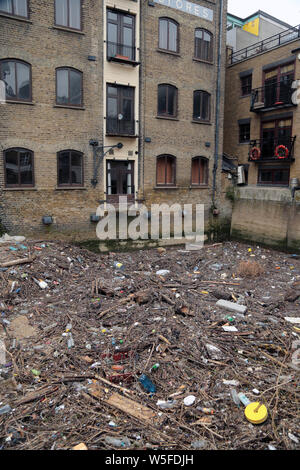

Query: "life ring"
left=275, top=145, right=289, bottom=159
left=250, top=147, right=261, bottom=161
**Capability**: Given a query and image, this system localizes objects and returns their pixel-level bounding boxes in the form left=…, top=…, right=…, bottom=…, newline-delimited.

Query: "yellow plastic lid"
left=245, top=402, right=268, bottom=424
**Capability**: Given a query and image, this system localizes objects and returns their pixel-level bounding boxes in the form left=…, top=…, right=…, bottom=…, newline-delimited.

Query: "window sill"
left=3, top=187, right=36, bottom=191
left=0, top=12, right=32, bottom=23
left=154, top=186, right=178, bottom=190
left=106, top=134, right=138, bottom=138
left=52, top=25, right=85, bottom=35
left=156, top=115, right=179, bottom=121
left=191, top=120, right=212, bottom=125
left=157, top=49, right=180, bottom=57
left=5, top=100, right=34, bottom=105
left=55, top=186, right=86, bottom=190
left=193, top=57, right=213, bottom=65
left=239, top=141, right=250, bottom=145
left=189, top=185, right=209, bottom=189
left=54, top=105, right=85, bottom=110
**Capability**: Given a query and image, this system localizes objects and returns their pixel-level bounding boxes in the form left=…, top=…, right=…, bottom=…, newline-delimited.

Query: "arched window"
left=157, top=84, right=178, bottom=118
left=55, top=0, right=82, bottom=31
left=158, top=18, right=179, bottom=53
left=193, top=90, right=211, bottom=122
left=0, top=0, right=28, bottom=18
left=156, top=155, right=176, bottom=186
left=0, top=59, right=31, bottom=102
left=57, top=150, right=83, bottom=186
left=56, top=67, right=83, bottom=106
left=194, top=29, right=213, bottom=62
left=191, top=157, right=208, bottom=186
left=4, top=148, right=34, bottom=187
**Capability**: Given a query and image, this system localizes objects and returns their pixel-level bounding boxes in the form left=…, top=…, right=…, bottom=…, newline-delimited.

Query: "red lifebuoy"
left=250, top=147, right=261, bottom=161
left=275, top=145, right=289, bottom=159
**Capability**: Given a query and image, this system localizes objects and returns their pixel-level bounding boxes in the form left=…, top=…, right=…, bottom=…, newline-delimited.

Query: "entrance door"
left=106, top=160, right=135, bottom=204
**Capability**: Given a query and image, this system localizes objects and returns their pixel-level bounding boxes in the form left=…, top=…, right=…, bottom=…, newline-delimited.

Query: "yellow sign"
left=243, top=18, right=260, bottom=36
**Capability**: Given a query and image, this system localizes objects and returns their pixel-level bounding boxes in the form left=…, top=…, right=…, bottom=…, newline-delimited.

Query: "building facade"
left=0, top=0, right=227, bottom=238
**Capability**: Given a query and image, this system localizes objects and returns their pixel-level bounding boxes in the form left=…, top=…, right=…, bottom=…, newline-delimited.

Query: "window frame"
left=55, top=67, right=83, bottom=107
left=156, top=154, right=176, bottom=187
left=239, top=122, right=250, bottom=143
left=240, top=74, right=252, bottom=96
left=106, top=83, right=135, bottom=136
left=0, top=0, right=29, bottom=19
left=57, top=149, right=84, bottom=187
left=4, top=147, right=34, bottom=188
left=191, top=156, right=209, bottom=186
left=54, top=0, right=82, bottom=32
left=0, top=59, right=32, bottom=102
left=194, top=28, right=213, bottom=63
left=257, top=167, right=290, bottom=186
left=158, top=17, right=179, bottom=54
left=106, top=8, right=136, bottom=61
left=157, top=84, right=178, bottom=118
left=193, top=90, right=211, bottom=122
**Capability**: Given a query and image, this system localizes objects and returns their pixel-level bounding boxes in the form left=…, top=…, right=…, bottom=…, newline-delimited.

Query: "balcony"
left=249, top=137, right=296, bottom=162
left=250, top=80, right=296, bottom=112
left=106, top=42, right=140, bottom=66
left=106, top=117, right=136, bottom=137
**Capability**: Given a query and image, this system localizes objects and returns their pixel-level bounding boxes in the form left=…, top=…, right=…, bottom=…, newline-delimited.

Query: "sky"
left=227, top=0, right=300, bottom=27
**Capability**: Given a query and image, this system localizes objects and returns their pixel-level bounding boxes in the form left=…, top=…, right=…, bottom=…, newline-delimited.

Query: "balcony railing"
left=228, top=24, right=300, bottom=65
left=249, top=136, right=296, bottom=162
left=107, top=42, right=137, bottom=63
left=106, top=117, right=135, bottom=136
left=250, top=79, right=295, bottom=112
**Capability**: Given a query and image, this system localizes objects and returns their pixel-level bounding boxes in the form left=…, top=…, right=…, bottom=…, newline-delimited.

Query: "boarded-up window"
left=156, top=155, right=176, bottom=185
left=191, top=157, right=208, bottom=185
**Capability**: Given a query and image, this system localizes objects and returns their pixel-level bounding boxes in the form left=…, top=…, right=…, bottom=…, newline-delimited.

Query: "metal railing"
left=107, top=42, right=136, bottom=62
left=229, top=25, right=300, bottom=64
left=249, top=136, right=296, bottom=161
left=250, top=79, right=295, bottom=111
left=106, top=117, right=135, bottom=136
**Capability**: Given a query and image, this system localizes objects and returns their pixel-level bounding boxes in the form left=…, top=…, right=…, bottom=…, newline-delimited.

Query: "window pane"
left=123, top=99, right=132, bottom=120
left=59, top=152, right=70, bottom=184
left=169, top=21, right=177, bottom=52
left=193, top=91, right=200, bottom=119
left=192, top=159, right=200, bottom=184
left=107, top=96, right=117, bottom=117
left=19, top=150, right=32, bottom=185
left=69, top=0, right=80, bottom=29
left=107, top=22, right=118, bottom=43
left=107, top=10, right=117, bottom=21
left=57, top=69, right=68, bottom=104
left=157, top=157, right=165, bottom=184
left=1, top=61, right=16, bottom=99
left=17, top=62, right=30, bottom=100
left=5, top=149, right=18, bottom=185
left=69, top=70, right=81, bottom=105
left=55, top=0, right=68, bottom=26
left=71, top=152, right=82, bottom=184
left=0, top=0, right=12, bottom=13
left=167, top=86, right=176, bottom=115
left=123, top=15, right=133, bottom=26
left=159, top=19, right=168, bottom=49
left=158, top=86, right=167, bottom=114
left=13, top=0, right=27, bottom=17
left=202, top=93, right=209, bottom=120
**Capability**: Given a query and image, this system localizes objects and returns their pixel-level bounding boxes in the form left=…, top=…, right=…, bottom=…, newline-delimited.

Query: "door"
left=106, top=160, right=135, bottom=203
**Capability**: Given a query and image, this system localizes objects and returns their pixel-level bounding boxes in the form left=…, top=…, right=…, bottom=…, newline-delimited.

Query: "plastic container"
left=139, top=374, right=156, bottom=394
left=151, top=363, right=160, bottom=371
left=238, top=392, right=251, bottom=406
left=0, top=405, right=12, bottom=415
left=113, top=262, right=124, bottom=271
left=156, top=399, right=177, bottom=409
left=105, top=436, right=131, bottom=447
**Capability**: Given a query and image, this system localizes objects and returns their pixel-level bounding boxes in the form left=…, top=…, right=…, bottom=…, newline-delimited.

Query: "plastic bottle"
left=197, top=407, right=214, bottom=414
left=67, top=332, right=74, bottom=349
left=237, top=392, right=251, bottom=406
left=105, top=436, right=131, bottom=447
left=156, top=399, right=177, bottom=409
left=113, top=262, right=124, bottom=271
left=139, top=374, right=156, bottom=394
left=151, top=363, right=160, bottom=372
left=230, top=388, right=241, bottom=406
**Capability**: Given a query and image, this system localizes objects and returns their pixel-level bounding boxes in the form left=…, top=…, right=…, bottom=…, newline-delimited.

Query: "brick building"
left=0, top=0, right=227, bottom=238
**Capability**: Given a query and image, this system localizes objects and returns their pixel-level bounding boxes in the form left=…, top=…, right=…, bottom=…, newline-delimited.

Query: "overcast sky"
left=228, top=0, right=300, bottom=27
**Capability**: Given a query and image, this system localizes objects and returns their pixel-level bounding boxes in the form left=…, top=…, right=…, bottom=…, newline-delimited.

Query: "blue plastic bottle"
left=139, top=374, right=156, bottom=394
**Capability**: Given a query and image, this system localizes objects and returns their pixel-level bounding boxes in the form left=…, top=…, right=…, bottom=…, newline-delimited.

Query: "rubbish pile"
left=0, top=239, right=299, bottom=450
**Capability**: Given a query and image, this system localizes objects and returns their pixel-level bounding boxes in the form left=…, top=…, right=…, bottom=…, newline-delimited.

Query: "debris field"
left=0, top=238, right=299, bottom=450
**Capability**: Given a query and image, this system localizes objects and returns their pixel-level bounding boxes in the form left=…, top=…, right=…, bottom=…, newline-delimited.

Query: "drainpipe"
left=212, top=0, right=224, bottom=209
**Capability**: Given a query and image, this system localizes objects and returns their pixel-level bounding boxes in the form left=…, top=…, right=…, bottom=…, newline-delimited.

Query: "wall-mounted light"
left=90, top=214, right=101, bottom=223
left=42, top=216, right=53, bottom=225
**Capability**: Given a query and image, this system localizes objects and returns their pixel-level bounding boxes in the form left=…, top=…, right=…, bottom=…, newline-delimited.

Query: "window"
left=56, top=68, right=83, bottom=107
left=241, top=74, right=252, bottom=96
left=55, top=0, right=81, bottom=30
left=239, top=123, right=250, bottom=143
left=159, top=18, right=178, bottom=53
left=57, top=150, right=83, bottom=186
left=107, top=9, right=135, bottom=61
left=4, top=148, right=34, bottom=187
left=157, top=84, right=177, bottom=118
left=194, top=29, right=213, bottom=62
left=156, top=155, right=176, bottom=186
left=106, top=84, right=135, bottom=135
left=0, top=0, right=28, bottom=18
left=258, top=167, right=289, bottom=186
left=264, top=63, right=295, bottom=107
left=261, top=118, right=292, bottom=159
left=191, top=157, right=208, bottom=185
left=0, top=60, right=31, bottom=102
left=193, top=91, right=210, bottom=122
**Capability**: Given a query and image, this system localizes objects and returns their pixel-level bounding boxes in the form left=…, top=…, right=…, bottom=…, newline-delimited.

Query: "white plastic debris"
left=223, top=379, right=240, bottom=386
left=284, top=317, right=300, bottom=324
left=222, top=325, right=238, bottom=332
left=156, top=270, right=170, bottom=276
left=183, top=395, right=196, bottom=406
left=0, top=340, right=6, bottom=365
left=0, top=233, right=26, bottom=244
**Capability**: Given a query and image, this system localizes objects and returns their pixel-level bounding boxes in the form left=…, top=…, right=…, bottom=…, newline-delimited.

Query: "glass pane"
left=107, top=22, right=118, bottom=48
left=204, top=31, right=211, bottom=42
left=159, top=19, right=168, bottom=49
left=265, top=69, right=277, bottom=80
left=57, top=69, right=68, bottom=104
left=123, top=98, right=132, bottom=120
left=55, top=0, right=68, bottom=26
left=71, top=152, right=82, bottom=184
left=169, top=22, right=177, bottom=52
left=107, top=96, right=117, bottom=117
left=193, top=92, right=200, bottom=119
left=259, top=170, right=272, bottom=183
left=123, top=15, right=133, bottom=26
left=17, top=62, right=30, bottom=100
left=13, top=0, right=27, bottom=17
left=0, top=0, right=12, bottom=13
left=19, top=150, right=32, bottom=185
left=107, top=10, right=117, bottom=21
left=5, top=149, right=18, bottom=185
left=69, top=0, right=80, bottom=29
left=1, top=61, right=16, bottom=99
left=158, top=86, right=167, bottom=114
left=202, top=93, right=209, bottom=120
left=58, top=152, right=70, bottom=184
left=168, top=86, right=176, bottom=115
left=123, top=27, right=133, bottom=58
left=195, top=29, right=203, bottom=40
left=107, top=85, right=117, bottom=97
left=69, top=70, right=81, bottom=105
left=281, top=64, right=294, bottom=74
left=274, top=170, right=288, bottom=183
